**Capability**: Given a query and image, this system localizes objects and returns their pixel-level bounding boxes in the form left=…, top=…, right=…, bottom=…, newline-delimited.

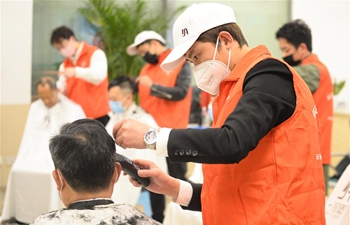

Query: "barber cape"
left=30, top=203, right=161, bottom=225
left=1, top=94, right=86, bottom=224
left=105, top=103, right=167, bottom=205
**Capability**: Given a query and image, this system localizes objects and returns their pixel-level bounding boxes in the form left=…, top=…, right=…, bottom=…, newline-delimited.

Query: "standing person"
left=30, top=119, right=161, bottom=225
left=114, top=3, right=326, bottom=225
left=276, top=19, right=334, bottom=194
left=105, top=75, right=167, bottom=208
left=126, top=30, right=192, bottom=223
left=1, top=76, right=85, bottom=224
left=50, top=26, right=110, bottom=126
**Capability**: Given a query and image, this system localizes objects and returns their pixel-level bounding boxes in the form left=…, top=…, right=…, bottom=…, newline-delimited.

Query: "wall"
left=292, top=0, right=350, bottom=113
left=0, top=0, right=33, bottom=186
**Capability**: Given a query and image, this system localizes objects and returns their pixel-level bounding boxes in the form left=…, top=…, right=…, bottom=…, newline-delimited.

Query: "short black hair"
left=50, top=26, right=75, bottom=45
left=108, top=75, right=137, bottom=94
left=49, top=119, right=116, bottom=193
left=36, top=76, right=57, bottom=90
left=276, top=19, right=312, bottom=52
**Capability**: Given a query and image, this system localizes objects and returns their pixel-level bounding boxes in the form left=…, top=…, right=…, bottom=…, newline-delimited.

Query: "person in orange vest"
left=276, top=20, right=334, bottom=195
left=50, top=26, right=110, bottom=126
left=113, top=3, right=326, bottom=225
left=126, top=30, right=192, bottom=223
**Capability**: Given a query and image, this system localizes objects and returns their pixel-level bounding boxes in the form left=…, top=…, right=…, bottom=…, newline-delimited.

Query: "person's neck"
left=64, top=187, right=112, bottom=207
left=300, top=51, right=312, bottom=61
left=230, top=44, right=251, bottom=70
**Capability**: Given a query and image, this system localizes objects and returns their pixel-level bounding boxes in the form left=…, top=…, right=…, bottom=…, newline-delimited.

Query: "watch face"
left=145, top=130, right=157, bottom=144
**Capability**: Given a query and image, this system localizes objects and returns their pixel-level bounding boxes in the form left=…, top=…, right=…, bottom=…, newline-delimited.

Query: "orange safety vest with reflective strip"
left=201, top=46, right=325, bottom=225
left=63, top=42, right=109, bottom=119
left=302, top=54, right=333, bottom=165
left=138, top=49, right=192, bottom=128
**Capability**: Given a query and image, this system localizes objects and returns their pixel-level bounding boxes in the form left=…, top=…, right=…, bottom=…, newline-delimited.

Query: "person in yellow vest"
left=126, top=30, right=192, bottom=223
left=113, top=3, right=326, bottom=225
left=50, top=26, right=110, bottom=126
left=276, top=20, right=334, bottom=195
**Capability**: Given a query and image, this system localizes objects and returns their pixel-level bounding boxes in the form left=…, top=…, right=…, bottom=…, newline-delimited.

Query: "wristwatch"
left=144, top=127, right=159, bottom=150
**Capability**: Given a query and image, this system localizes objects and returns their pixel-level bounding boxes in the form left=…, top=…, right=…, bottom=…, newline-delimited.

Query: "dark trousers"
left=149, top=158, right=187, bottom=223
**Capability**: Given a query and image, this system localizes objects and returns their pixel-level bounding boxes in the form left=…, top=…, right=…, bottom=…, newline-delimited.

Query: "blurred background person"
left=105, top=75, right=167, bottom=211
left=1, top=76, right=85, bottom=224
left=126, top=30, right=192, bottom=223
left=50, top=26, right=110, bottom=126
left=30, top=119, right=161, bottom=225
left=276, top=19, right=334, bottom=194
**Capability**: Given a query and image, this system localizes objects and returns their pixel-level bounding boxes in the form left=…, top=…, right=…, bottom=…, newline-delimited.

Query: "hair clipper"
left=115, top=153, right=150, bottom=187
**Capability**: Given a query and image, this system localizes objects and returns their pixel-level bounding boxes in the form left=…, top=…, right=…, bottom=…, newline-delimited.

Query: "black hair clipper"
left=115, top=153, right=150, bottom=187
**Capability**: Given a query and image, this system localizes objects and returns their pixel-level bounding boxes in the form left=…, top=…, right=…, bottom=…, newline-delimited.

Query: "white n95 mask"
left=192, top=37, right=231, bottom=95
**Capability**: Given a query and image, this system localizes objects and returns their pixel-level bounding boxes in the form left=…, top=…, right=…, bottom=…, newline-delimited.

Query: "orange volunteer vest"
left=63, top=42, right=110, bottom=119
left=138, top=49, right=192, bottom=128
left=201, top=46, right=325, bottom=225
left=302, top=54, right=333, bottom=164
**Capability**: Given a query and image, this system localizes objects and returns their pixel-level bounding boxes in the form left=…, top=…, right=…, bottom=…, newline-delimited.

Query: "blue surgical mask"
left=109, top=101, right=126, bottom=113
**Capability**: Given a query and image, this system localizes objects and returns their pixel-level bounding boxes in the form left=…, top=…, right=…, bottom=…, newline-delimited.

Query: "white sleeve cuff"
left=156, top=128, right=172, bottom=157
left=172, top=180, right=193, bottom=207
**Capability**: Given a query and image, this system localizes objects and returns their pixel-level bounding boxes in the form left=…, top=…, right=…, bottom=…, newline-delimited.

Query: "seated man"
left=105, top=76, right=167, bottom=217
left=1, top=76, right=85, bottom=224
left=30, top=119, right=161, bottom=224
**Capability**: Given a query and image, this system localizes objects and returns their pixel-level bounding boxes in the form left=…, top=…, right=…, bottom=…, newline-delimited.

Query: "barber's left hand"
left=113, top=118, right=151, bottom=149
left=135, top=76, right=153, bottom=88
left=61, top=67, right=76, bottom=78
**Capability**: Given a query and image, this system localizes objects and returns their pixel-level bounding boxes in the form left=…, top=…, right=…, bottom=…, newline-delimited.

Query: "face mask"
left=109, top=101, right=126, bottom=113
left=59, top=40, right=76, bottom=58
left=207, top=101, right=213, bottom=121
left=57, top=171, right=63, bottom=201
left=143, top=52, right=158, bottom=64
left=283, top=54, right=301, bottom=67
left=192, top=37, right=231, bottom=95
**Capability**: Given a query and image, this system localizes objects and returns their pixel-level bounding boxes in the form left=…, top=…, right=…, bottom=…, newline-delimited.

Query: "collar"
left=69, top=42, right=84, bottom=64
left=67, top=198, right=114, bottom=210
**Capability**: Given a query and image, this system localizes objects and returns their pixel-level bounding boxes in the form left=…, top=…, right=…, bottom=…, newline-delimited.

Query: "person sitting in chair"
left=30, top=118, right=160, bottom=225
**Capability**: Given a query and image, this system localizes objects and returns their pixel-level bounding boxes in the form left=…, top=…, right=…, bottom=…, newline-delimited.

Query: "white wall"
left=292, top=0, right=350, bottom=113
left=0, top=0, right=33, bottom=105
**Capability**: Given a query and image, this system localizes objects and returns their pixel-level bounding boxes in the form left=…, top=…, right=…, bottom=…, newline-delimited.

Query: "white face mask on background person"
left=59, top=40, right=76, bottom=58
left=192, top=37, right=231, bottom=95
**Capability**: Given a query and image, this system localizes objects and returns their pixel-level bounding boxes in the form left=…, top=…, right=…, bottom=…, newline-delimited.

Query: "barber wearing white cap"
left=115, top=3, right=326, bottom=225
left=126, top=30, right=192, bottom=223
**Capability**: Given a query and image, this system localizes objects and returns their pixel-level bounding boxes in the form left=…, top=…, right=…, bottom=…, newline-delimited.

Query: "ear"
left=218, top=31, right=234, bottom=50
left=52, top=170, right=65, bottom=191
left=113, top=162, right=123, bottom=184
left=298, top=43, right=308, bottom=52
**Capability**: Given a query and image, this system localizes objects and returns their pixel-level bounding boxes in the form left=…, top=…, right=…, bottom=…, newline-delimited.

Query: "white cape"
left=1, top=95, right=86, bottom=223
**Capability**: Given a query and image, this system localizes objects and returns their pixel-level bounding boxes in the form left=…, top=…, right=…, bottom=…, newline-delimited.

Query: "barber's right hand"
left=130, top=159, right=180, bottom=201
left=113, top=118, right=150, bottom=149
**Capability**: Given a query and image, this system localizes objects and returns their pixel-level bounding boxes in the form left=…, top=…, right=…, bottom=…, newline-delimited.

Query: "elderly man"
left=1, top=76, right=85, bottom=224
left=30, top=119, right=160, bottom=225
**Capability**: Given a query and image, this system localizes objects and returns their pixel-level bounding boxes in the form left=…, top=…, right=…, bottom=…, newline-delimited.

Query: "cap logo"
left=181, top=28, right=189, bottom=37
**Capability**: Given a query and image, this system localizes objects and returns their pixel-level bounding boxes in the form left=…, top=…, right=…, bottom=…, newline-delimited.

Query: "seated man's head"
left=50, top=26, right=79, bottom=58
left=49, top=119, right=121, bottom=207
left=36, top=76, right=59, bottom=108
left=108, top=76, right=136, bottom=113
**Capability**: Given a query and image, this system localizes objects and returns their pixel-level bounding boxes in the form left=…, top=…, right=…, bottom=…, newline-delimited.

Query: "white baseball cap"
left=126, top=30, right=166, bottom=56
left=161, top=3, right=236, bottom=72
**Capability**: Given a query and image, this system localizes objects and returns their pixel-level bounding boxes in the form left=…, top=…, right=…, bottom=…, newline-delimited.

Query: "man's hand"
left=113, top=118, right=151, bottom=149
left=135, top=76, right=153, bottom=88
left=60, top=67, right=76, bottom=78
left=129, top=159, right=180, bottom=201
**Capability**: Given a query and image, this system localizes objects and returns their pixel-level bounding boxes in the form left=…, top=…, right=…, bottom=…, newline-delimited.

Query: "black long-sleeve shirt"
left=150, top=62, right=192, bottom=100
left=168, top=59, right=297, bottom=211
